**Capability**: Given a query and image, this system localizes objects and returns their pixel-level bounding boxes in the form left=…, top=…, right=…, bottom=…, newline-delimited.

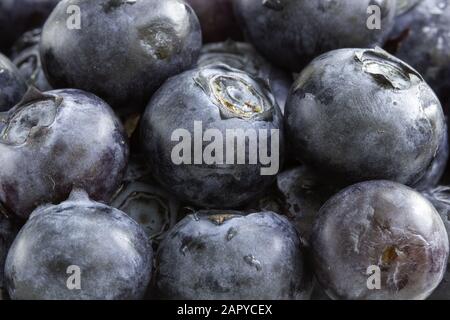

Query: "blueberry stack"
left=0, top=0, right=449, bottom=300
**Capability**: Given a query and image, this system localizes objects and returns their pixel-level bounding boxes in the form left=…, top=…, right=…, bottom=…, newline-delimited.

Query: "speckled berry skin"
left=232, top=0, right=397, bottom=71
left=387, top=0, right=450, bottom=105
left=0, top=88, right=129, bottom=218
left=155, top=210, right=312, bottom=300
left=5, top=190, right=153, bottom=300
left=0, top=0, right=61, bottom=53
left=141, top=65, right=284, bottom=209
left=311, top=180, right=449, bottom=300
left=285, top=48, right=445, bottom=186
left=0, top=53, right=27, bottom=112
left=40, top=0, right=202, bottom=113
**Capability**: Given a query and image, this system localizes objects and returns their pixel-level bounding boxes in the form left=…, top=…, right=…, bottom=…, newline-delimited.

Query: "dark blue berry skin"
left=0, top=214, right=20, bottom=300
left=414, top=124, right=449, bottom=191
left=387, top=0, right=450, bottom=105
left=0, top=0, right=61, bottom=54
left=0, top=88, right=129, bottom=218
left=0, top=53, right=27, bottom=112
left=5, top=190, right=153, bottom=300
left=155, top=210, right=312, bottom=300
left=40, top=0, right=202, bottom=113
left=312, top=180, right=449, bottom=300
left=285, top=48, right=445, bottom=186
left=232, top=0, right=397, bottom=72
left=186, top=0, right=243, bottom=43
left=422, top=186, right=450, bottom=300
left=140, top=65, right=284, bottom=209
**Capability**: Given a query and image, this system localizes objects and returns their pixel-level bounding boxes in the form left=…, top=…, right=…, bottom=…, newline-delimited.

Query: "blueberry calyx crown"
left=0, top=87, right=61, bottom=145
left=207, top=214, right=239, bottom=225
left=194, top=65, right=274, bottom=121
left=355, top=47, right=423, bottom=90
left=111, top=182, right=172, bottom=240
left=198, top=42, right=266, bottom=80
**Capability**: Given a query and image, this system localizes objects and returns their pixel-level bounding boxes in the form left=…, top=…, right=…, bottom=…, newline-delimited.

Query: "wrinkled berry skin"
left=155, top=211, right=312, bottom=299
left=414, top=126, right=449, bottom=191
left=11, top=29, right=52, bottom=91
left=0, top=88, right=129, bottom=218
left=312, top=180, right=449, bottom=300
left=5, top=190, right=153, bottom=300
left=232, top=0, right=397, bottom=71
left=285, top=48, right=445, bottom=186
left=0, top=0, right=60, bottom=53
left=0, top=54, right=27, bottom=112
left=40, top=0, right=202, bottom=112
left=197, top=41, right=292, bottom=112
left=141, top=65, right=284, bottom=209
left=386, top=0, right=450, bottom=104
left=186, top=0, right=243, bottom=43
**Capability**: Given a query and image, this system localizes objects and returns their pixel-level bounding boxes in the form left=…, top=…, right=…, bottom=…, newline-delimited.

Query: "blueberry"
left=232, top=0, right=397, bottom=71
left=140, top=64, right=284, bottom=208
left=197, top=41, right=292, bottom=112
left=10, top=29, right=52, bottom=91
left=155, top=210, right=312, bottom=299
left=5, top=190, right=153, bottom=300
left=386, top=0, right=450, bottom=105
left=421, top=186, right=450, bottom=300
left=311, top=180, right=449, bottom=300
left=0, top=88, right=129, bottom=218
left=422, top=186, right=450, bottom=299
left=285, top=47, right=445, bottom=186
left=244, top=165, right=339, bottom=247
left=0, top=0, right=61, bottom=53
left=276, top=166, right=337, bottom=245
left=112, top=154, right=183, bottom=249
left=40, top=0, right=202, bottom=113
left=111, top=179, right=180, bottom=246
left=414, top=124, right=449, bottom=191
left=0, top=53, right=27, bottom=112
left=186, top=0, right=243, bottom=43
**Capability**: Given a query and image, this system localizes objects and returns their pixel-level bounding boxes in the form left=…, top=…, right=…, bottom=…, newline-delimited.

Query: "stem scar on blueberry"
left=354, top=47, right=423, bottom=90
left=207, top=214, right=238, bottom=225
left=194, top=65, right=275, bottom=121
left=0, top=87, right=61, bottom=146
